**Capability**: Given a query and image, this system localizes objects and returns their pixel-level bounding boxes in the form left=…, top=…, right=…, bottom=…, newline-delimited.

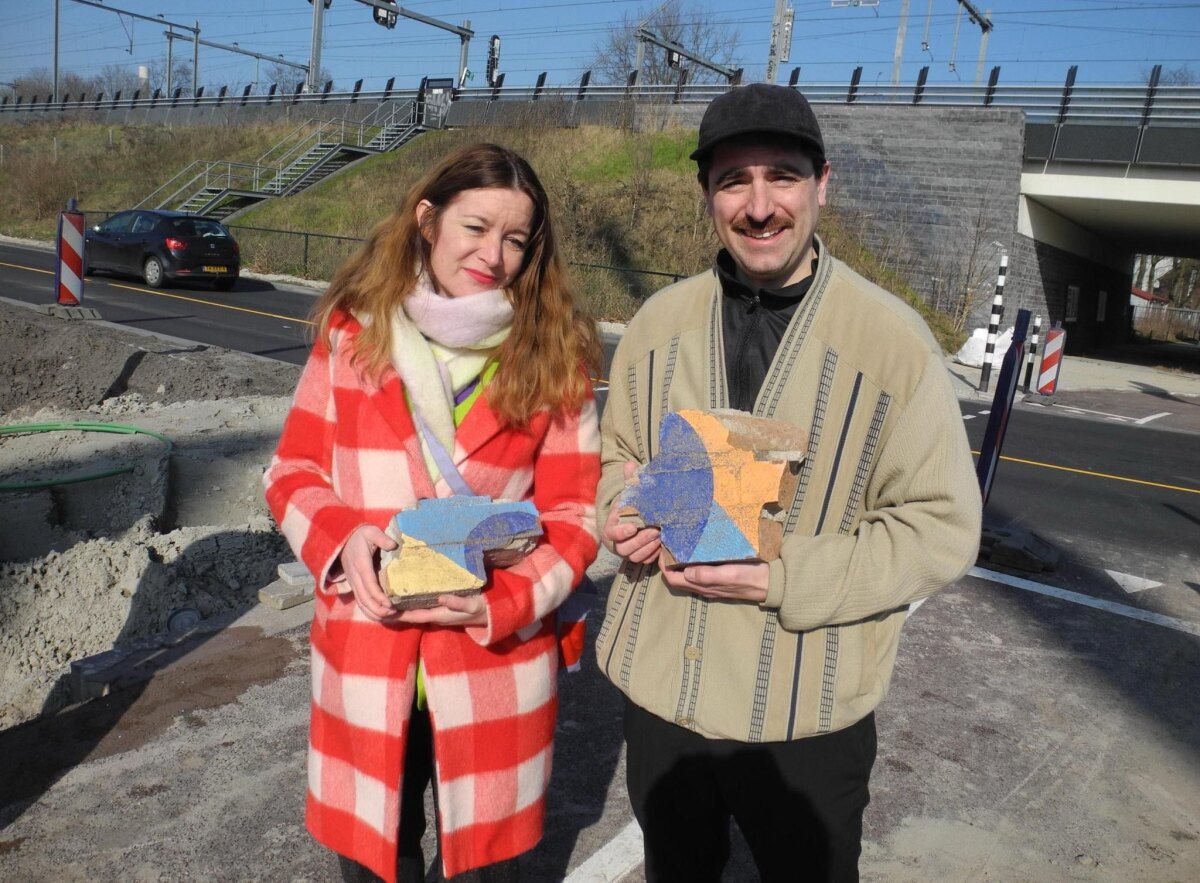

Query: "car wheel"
left=213, top=275, right=237, bottom=292
left=142, top=255, right=165, bottom=288
left=83, top=261, right=94, bottom=277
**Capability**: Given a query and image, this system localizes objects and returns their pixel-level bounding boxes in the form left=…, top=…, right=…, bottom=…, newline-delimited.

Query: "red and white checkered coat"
left=263, top=313, right=600, bottom=881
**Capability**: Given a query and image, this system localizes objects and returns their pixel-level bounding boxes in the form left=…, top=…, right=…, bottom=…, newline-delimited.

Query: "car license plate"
left=203, top=265, right=228, bottom=273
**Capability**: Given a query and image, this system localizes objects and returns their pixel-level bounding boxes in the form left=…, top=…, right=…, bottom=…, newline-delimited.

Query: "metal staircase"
left=137, top=100, right=422, bottom=220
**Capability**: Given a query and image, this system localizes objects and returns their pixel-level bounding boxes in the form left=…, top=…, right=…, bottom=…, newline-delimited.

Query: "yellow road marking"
left=973, top=449, right=1200, bottom=495
left=0, top=260, right=52, bottom=275
left=1, top=259, right=312, bottom=325
left=108, top=282, right=314, bottom=325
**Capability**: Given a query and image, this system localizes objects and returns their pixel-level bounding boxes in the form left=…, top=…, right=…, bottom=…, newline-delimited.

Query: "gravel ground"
left=0, top=299, right=302, bottom=728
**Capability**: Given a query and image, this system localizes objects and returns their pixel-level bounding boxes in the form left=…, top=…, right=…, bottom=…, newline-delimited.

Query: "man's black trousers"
left=624, top=699, right=877, bottom=883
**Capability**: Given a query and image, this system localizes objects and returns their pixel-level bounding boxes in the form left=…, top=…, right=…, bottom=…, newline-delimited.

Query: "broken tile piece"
left=617, top=409, right=806, bottom=566
left=380, top=496, right=543, bottom=608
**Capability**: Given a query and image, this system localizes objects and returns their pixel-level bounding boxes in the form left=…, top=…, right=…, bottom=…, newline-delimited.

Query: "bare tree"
left=11, top=69, right=56, bottom=99
left=1157, top=257, right=1199, bottom=308
left=590, top=0, right=741, bottom=86
left=11, top=68, right=98, bottom=100
left=935, top=193, right=1007, bottom=333
left=95, top=64, right=143, bottom=98
left=261, top=59, right=330, bottom=94
left=144, top=56, right=194, bottom=95
left=1144, top=64, right=1195, bottom=85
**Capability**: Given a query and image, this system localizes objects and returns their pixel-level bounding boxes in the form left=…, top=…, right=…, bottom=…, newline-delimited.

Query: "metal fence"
left=225, top=223, right=683, bottom=320
left=6, top=72, right=1200, bottom=128
left=227, top=223, right=364, bottom=281
left=1133, top=303, right=1200, bottom=343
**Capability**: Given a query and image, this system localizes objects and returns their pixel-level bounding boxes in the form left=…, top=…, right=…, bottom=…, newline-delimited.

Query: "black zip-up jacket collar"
left=716, top=248, right=819, bottom=412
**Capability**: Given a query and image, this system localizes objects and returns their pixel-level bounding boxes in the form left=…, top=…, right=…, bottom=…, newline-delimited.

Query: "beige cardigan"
left=596, top=243, right=982, bottom=742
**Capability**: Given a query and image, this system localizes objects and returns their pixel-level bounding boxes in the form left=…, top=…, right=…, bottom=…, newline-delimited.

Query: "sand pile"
left=0, top=300, right=304, bottom=728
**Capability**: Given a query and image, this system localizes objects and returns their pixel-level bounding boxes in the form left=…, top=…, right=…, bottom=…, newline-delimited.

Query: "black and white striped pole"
left=1022, top=315, right=1041, bottom=393
left=978, top=254, right=1008, bottom=394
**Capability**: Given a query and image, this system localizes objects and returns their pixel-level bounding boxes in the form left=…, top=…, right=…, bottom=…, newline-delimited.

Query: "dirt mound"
left=0, top=300, right=303, bottom=728
left=0, top=299, right=300, bottom=416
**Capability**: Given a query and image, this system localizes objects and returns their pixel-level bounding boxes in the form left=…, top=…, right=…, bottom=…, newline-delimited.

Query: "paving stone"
left=258, top=577, right=314, bottom=610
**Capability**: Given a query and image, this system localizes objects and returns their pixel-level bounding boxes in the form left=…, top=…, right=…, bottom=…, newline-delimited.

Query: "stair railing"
left=137, top=160, right=281, bottom=210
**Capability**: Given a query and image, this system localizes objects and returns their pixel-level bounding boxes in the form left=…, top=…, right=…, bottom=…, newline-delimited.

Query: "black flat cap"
left=690, top=83, right=825, bottom=162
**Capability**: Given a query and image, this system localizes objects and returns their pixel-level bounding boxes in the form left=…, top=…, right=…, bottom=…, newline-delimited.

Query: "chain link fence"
left=227, top=223, right=685, bottom=321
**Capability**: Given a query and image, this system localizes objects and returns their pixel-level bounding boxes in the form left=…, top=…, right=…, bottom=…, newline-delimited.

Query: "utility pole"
left=165, top=17, right=173, bottom=97
left=307, top=0, right=326, bottom=92
left=891, top=0, right=911, bottom=86
left=170, top=34, right=307, bottom=84
left=193, top=21, right=200, bottom=95
left=53, top=0, right=60, bottom=102
left=972, top=6, right=994, bottom=85
left=348, top=1, right=472, bottom=88
left=61, top=1, right=199, bottom=96
left=636, top=28, right=741, bottom=84
left=765, top=0, right=794, bottom=85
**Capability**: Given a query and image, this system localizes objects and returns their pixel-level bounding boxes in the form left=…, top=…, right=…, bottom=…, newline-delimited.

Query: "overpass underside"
left=1021, top=165, right=1200, bottom=264
left=1016, top=162, right=1200, bottom=352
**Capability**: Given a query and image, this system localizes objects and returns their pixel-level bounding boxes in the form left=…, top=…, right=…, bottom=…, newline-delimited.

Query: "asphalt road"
left=0, top=241, right=314, bottom=364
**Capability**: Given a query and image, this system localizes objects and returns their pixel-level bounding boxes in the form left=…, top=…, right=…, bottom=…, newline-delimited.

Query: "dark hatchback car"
left=85, top=210, right=241, bottom=291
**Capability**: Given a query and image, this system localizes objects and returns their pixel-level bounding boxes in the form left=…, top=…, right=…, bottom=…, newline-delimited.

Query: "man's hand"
left=340, top=524, right=400, bottom=622
left=661, top=561, right=770, bottom=604
left=396, top=592, right=488, bottom=627
left=602, top=461, right=662, bottom=564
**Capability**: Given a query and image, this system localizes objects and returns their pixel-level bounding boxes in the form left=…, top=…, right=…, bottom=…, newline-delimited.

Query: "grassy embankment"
left=0, top=119, right=960, bottom=350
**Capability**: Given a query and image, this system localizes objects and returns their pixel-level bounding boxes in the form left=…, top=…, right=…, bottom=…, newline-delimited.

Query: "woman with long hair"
left=264, top=142, right=602, bottom=883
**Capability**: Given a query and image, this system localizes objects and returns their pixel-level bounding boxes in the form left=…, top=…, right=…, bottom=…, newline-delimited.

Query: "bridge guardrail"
left=5, top=73, right=1200, bottom=167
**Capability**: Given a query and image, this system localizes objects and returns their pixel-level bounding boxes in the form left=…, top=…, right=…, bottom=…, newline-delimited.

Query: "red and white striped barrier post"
left=1022, top=315, right=1041, bottom=393
left=1037, top=323, right=1067, bottom=396
left=978, top=254, right=1007, bottom=394
left=54, top=197, right=86, bottom=306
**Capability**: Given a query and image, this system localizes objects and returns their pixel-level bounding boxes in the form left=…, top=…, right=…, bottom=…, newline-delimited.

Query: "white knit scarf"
left=385, top=275, right=513, bottom=484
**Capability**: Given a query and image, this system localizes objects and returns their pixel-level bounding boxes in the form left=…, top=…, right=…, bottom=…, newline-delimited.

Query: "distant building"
left=1130, top=286, right=1169, bottom=307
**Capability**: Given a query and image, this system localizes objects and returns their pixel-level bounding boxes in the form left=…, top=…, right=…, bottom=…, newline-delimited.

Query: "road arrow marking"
left=1134, top=411, right=1170, bottom=425
left=1104, top=569, right=1162, bottom=594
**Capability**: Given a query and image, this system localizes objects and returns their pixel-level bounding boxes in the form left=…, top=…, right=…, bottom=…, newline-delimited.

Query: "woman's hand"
left=396, top=592, right=488, bottom=628
left=340, top=525, right=400, bottom=622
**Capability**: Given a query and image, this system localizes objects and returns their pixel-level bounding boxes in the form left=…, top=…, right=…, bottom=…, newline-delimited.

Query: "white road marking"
left=564, top=819, right=644, bottom=883
left=1104, top=569, right=1162, bottom=594
left=967, top=566, right=1199, bottom=637
left=962, top=414, right=977, bottom=420
left=1020, top=401, right=1173, bottom=427
left=1134, top=411, right=1171, bottom=425
left=1055, top=404, right=1131, bottom=421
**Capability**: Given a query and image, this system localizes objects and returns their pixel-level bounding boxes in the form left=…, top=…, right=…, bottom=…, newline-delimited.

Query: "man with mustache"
left=596, top=84, right=982, bottom=882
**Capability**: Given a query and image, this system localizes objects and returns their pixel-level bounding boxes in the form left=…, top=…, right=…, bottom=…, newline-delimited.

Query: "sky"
left=2, top=0, right=1198, bottom=95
